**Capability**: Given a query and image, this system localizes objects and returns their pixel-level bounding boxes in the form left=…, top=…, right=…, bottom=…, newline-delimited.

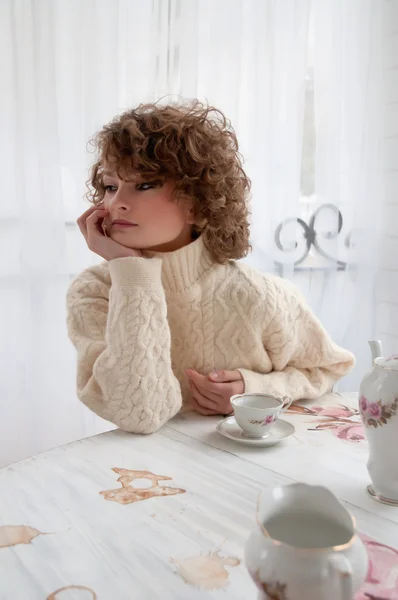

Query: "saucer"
left=367, top=484, right=398, bottom=507
left=216, top=416, right=295, bottom=447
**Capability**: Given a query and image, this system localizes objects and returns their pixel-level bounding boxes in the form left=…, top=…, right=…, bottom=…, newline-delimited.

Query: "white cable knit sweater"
left=67, top=236, right=355, bottom=434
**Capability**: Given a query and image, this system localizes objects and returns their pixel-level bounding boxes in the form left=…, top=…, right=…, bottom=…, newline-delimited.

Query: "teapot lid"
left=375, top=355, right=398, bottom=371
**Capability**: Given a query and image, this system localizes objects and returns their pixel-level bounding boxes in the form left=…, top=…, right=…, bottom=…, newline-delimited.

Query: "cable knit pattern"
left=67, top=237, right=355, bottom=434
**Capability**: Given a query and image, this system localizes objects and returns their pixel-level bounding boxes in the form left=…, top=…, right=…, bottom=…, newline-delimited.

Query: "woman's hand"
left=77, top=206, right=142, bottom=261
left=186, top=369, right=244, bottom=415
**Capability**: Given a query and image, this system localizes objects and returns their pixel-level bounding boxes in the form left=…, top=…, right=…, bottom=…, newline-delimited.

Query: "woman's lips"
left=111, top=220, right=138, bottom=229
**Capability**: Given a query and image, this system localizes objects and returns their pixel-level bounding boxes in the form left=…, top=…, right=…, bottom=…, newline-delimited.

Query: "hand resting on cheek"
left=77, top=206, right=142, bottom=261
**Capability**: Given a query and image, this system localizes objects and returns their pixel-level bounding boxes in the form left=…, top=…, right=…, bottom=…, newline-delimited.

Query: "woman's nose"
left=107, top=188, right=131, bottom=211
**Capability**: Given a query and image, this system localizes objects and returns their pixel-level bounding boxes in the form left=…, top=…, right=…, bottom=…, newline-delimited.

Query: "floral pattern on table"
left=287, top=403, right=365, bottom=443
left=357, top=533, right=398, bottom=599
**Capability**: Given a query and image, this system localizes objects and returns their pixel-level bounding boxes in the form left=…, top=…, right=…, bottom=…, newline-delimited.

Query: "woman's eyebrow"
left=102, top=170, right=141, bottom=183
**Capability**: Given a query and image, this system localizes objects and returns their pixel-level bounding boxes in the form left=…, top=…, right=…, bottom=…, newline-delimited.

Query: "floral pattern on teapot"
left=359, top=395, right=398, bottom=428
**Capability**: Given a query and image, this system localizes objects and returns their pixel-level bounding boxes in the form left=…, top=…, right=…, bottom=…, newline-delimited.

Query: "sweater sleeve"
left=238, top=277, right=355, bottom=401
left=66, top=257, right=182, bottom=434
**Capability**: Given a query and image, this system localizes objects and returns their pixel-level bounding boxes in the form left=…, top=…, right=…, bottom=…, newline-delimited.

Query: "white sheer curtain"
left=161, top=0, right=311, bottom=278
left=307, top=0, right=385, bottom=390
left=0, top=0, right=158, bottom=467
left=0, top=0, right=388, bottom=466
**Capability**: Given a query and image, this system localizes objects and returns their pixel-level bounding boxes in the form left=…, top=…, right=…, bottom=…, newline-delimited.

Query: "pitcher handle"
left=327, top=554, right=353, bottom=600
left=280, top=396, right=292, bottom=411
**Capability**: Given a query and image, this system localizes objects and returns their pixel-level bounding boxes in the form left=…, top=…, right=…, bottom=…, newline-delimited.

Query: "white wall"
left=375, top=0, right=398, bottom=356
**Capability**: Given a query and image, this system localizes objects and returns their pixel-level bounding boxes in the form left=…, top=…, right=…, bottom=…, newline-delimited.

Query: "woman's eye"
left=136, top=182, right=155, bottom=191
left=104, top=185, right=117, bottom=193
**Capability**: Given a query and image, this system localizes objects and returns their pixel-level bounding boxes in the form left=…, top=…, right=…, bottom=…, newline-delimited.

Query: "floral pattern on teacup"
left=249, top=415, right=277, bottom=427
left=359, top=396, right=398, bottom=428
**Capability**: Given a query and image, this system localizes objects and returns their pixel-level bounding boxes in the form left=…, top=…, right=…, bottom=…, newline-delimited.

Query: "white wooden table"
left=0, top=393, right=397, bottom=600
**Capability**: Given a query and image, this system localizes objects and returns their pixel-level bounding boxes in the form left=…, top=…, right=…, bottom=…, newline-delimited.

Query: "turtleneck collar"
left=143, top=236, right=214, bottom=293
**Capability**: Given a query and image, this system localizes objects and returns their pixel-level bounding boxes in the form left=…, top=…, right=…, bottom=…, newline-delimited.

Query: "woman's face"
left=101, top=166, right=195, bottom=252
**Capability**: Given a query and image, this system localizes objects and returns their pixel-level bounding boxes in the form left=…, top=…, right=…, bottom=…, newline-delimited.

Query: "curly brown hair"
left=87, top=100, right=251, bottom=263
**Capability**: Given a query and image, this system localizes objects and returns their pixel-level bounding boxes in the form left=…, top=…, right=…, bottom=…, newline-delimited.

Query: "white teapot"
left=245, top=483, right=368, bottom=600
left=359, top=340, right=398, bottom=505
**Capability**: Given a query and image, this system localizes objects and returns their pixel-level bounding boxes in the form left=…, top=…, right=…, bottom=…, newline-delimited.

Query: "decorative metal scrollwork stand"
left=274, top=203, right=350, bottom=272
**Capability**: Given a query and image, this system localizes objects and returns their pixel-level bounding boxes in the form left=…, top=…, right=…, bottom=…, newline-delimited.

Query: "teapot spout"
left=369, top=340, right=383, bottom=363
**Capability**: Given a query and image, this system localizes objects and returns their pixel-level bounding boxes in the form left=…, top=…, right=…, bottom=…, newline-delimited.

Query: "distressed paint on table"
left=0, top=393, right=397, bottom=600
left=168, top=393, right=398, bottom=530
left=0, top=427, right=287, bottom=599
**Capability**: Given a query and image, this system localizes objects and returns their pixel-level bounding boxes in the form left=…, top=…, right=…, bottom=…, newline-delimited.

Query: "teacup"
left=230, top=393, right=292, bottom=439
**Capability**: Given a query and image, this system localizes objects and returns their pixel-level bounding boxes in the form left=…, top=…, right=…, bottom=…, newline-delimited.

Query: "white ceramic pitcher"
left=359, top=340, right=398, bottom=505
left=245, top=483, right=368, bottom=600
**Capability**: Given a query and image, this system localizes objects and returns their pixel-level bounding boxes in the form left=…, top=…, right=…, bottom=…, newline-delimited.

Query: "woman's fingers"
left=86, top=208, right=107, bottom=227
left=191, top=380, right=222, bottom=403
left=84, top=210, right=110, bottom=254
left=77, top=205, right=105, bottom=238
left=189, top=381, right=220, bottom=415
left=187, top=369, right=222, bottom=394
left=86, top=209, right=107, bottom=240
left=191, top=396, right=219, bottom=416
left=76, top=204, right=140, bottom=261
left=189, top=380, right=219, bottom=410
left=76, top=206, right=96, bottom=237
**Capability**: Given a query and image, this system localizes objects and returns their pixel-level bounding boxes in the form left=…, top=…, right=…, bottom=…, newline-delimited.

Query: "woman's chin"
left=110, top=232, right=141, bottom=247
